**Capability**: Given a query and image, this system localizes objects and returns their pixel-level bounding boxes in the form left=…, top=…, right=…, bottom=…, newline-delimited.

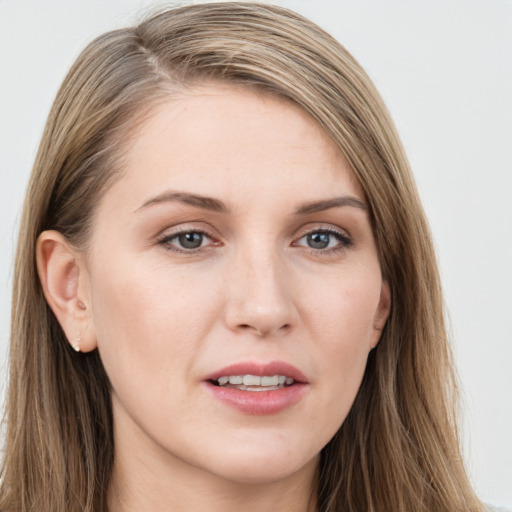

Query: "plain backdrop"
left=0, top=0, right=511, bottom=507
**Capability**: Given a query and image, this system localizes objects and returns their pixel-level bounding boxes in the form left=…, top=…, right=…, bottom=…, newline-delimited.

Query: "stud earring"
left=71, top=335, right=81, bottom=352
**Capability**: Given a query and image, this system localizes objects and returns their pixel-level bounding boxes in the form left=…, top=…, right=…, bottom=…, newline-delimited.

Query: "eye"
left=158, top=230, right=214, bottom=251
left=294, top=229, right=352, bottom=251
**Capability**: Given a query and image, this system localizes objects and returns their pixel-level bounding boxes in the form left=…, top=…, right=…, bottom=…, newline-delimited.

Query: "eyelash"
left=157, top=227, right=353, bottom=255
left=293, top=228, right=353, bottom=255
left=157, top=228, right=218, bottom=254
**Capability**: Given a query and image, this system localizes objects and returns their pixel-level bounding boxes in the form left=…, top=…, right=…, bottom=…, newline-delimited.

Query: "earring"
left=71, top=334, right=81, bottom=352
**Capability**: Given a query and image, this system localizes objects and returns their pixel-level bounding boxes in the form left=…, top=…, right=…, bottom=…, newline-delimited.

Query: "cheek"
left=303, top=268, right=381, bottom=414
left=304, top=266, right=382, bottom=346
left=87, top=253, right=222, bottom=389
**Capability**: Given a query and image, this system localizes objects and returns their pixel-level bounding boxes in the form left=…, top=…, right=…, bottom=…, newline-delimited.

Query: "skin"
left=37, top=84, right=390, bottom=512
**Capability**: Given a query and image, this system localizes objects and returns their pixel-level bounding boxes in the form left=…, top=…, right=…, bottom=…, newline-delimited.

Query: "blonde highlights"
left=1, top=3, right=484, bottom=511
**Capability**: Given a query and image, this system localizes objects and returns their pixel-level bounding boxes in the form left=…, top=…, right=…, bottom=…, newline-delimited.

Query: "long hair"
left=1, top=3, right=484, bottom=511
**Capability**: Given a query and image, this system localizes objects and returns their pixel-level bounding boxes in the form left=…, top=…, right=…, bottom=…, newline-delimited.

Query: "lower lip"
left=204, top=382, right=307, bottom=415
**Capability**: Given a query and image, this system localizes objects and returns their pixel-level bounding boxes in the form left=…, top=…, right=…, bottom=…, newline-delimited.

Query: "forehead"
left=100, top=83, right=363, bottom=214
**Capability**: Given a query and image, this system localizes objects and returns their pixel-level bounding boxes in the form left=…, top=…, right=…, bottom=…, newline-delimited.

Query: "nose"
left=223, top=248, right=298, bottom=338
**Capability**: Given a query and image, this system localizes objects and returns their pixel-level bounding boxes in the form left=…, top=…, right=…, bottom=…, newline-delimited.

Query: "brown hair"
left=1, top=3, right=484, bottom=511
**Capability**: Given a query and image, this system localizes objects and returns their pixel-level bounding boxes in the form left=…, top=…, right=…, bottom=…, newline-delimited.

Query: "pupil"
left=179, top=232, right=203, bottom=249
left=308, top=232, right=329, bottom=249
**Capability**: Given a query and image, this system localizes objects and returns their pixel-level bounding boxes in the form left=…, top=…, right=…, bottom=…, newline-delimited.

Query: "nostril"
left=236, top=322, right=292, bottom=336
left=279, top=323, right=292, bottom=333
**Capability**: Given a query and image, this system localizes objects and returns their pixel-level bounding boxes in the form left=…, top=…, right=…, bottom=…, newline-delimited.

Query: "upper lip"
left=204, top=361, right=308, bottom=383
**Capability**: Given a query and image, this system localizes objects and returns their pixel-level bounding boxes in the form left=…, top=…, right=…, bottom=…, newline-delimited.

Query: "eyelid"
left=156, top=220, right=219, bottom=239
left=293, top=223, right=352, bottom=241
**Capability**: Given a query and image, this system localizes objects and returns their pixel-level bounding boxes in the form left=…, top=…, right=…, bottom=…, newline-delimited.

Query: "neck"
left=108, top=455, right=318, bottom=512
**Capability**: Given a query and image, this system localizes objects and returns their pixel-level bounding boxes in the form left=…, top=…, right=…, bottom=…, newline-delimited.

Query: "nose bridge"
left=224, top=238, right=296, bottom=337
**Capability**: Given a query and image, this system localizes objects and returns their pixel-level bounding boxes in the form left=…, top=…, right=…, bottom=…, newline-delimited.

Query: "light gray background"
left=0, top=0, right=510, bottom=507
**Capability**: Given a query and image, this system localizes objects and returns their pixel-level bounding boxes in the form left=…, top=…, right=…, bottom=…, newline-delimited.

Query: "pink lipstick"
left=203, top=361, right=308, bottom=415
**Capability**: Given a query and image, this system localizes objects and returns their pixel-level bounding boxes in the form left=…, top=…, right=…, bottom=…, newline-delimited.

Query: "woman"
left=0, top=2, right=492, bottom=511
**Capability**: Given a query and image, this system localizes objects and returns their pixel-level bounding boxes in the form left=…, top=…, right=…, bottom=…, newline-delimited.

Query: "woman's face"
left=81, top=84, right=389, bottom=485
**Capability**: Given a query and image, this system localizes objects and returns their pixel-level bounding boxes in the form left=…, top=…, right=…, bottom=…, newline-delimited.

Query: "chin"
left=199, top=444, right=320, bottom=485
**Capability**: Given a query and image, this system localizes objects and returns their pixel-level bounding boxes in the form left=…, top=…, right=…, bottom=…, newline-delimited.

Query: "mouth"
left=203, top=361, right=308, bottom=415
left=209, top=374, right=296, bottom=391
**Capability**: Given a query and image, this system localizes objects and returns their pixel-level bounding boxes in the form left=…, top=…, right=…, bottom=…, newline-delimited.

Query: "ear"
left=370, top=280, right=391, bottom=350
left=36, top=230, right=97, bottom=353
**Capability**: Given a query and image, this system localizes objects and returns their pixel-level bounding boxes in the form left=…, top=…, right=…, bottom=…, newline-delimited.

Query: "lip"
left=203, top=361, right=308, bottom=383
left=203, top=361, right=309, bottom=415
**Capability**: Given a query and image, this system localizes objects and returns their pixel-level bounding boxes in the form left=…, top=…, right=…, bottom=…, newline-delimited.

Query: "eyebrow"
left=135, top=190, right=366, bottom=215
left=135, top=191, right=229, bottom=213
left=295, top=196, right=367, bottom=215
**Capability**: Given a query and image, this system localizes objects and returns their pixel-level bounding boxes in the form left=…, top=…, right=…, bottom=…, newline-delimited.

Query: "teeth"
left=216, top=374, right=295, bottom=388
left=261, top=375, right=279, bottom=386
left=243, top=375, right=261, bottom=386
